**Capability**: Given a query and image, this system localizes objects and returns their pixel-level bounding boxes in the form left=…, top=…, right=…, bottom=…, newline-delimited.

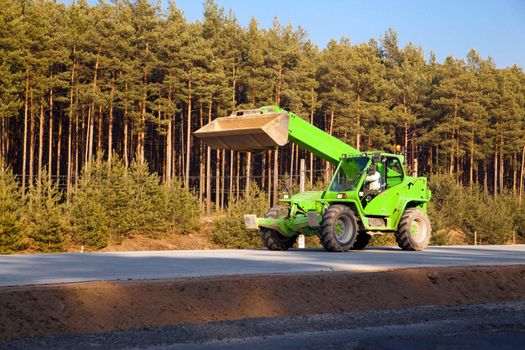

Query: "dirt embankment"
left=1, top=265, right=525, bottom=341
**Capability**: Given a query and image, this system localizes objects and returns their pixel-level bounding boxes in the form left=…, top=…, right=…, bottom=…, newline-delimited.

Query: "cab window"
left=386, top=158, right=403, bottom=188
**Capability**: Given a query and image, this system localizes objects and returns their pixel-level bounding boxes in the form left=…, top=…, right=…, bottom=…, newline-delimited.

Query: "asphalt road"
left=1, top=245, right=525, bottom=287
left=3, top=301, right=525, bottom=349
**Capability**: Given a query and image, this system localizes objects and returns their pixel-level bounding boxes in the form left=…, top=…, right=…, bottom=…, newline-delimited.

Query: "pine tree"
left=0, top=163, right=27, bottom=253
left=24, top=170, right=66, bottom=252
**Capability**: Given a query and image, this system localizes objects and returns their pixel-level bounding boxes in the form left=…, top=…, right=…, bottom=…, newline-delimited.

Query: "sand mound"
left=1, top=265, right=525, bottom=341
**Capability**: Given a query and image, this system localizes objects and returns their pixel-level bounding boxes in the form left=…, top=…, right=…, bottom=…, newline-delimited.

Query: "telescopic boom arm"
left=194, top=106, right=360, bottom=165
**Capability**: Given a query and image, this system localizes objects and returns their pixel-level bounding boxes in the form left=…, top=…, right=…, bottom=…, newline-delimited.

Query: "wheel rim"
left=410, top=217, right=428, bottom=243
left=334, top=216, right=354, bottom=244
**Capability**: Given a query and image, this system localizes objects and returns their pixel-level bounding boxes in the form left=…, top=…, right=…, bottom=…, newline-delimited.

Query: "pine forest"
left=1, top=0, right=525, bottom=252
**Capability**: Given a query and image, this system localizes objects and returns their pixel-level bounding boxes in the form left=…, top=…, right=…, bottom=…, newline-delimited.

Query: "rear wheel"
left=395, top=208, right=431, bottom=251
left=318, top=205, right=358, bottom=252
left=260, top=206, right=297, bottom=251
left=351, top=233, right=371, bottom=250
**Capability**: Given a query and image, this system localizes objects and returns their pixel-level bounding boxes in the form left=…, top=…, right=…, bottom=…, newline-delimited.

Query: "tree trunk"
left=56, top=108, right=62, bottom=185
left=139, top=82, right=146, bottom=163
left=88, top=105, right=94, bottom=163
left=66, top=60, right=75, bottom=198
left=499, top=138, right=504, bottom=194
left=74, top=95, right=79, bottom=190
left=469, top=138, right=474, bottom=188
left=267, top=149, right=272, bottom=205
left=236, top=152, right=240, bottom=200
left=22, top=71, right=29, bottom=193
left=48, top=88, right=54, bottom=183
left=229, top=150, right=233, bottom=204
left=326, top=109, right=335, bottom=182
left=123, top=82, right=129, bottom=168
left=206, top=146, right=211, bottom=215
left=206, top=102, right=212, bottom=215
left=411, top=131, right=416, bottom=173
left=89, top=55, right=99, bottom=164
left=221, top=149, right=225, bottom=210
left=198, top=100, right=204, bottom=207
left=494, top=148, right=498, bottom=197
left=97, top=105, right=102, bottom=159
left=185, top=82, right=192, bottom=187
left=449, top=133, right=455, bottom=176
left=273, top=147, right=279, bottom=206
left=428, top=145, right=433, bottom=175
left=436, top=144, right=439, bottom=174
left=513, top=152, right=517, bottom=194
left=37, top=101, right=44, bottom=184
left=245, top=151, right=251, bottom=195
left=483, top=161, right=488, bottom=194
left=309, top=88, right=315, bottom=185
left=84, top=106, right=90, bottom=163
left=165, top=86, right=173, bottom=183
left=519, top=145, right=525, bottom=202
left=29, top=91, right=35, bottom=188
left=290, top=143, right=295, bottom=184
left=215, top=149, right=220, bottom=211
left=108, top=73, right=115, bottom=164
left=231, top=65, right=237, bottom=110
left=180, top=112, right=184, bottom=178
left=261, top=151, right=266, bottom=191
left=356, top=96, right=361, bottom=151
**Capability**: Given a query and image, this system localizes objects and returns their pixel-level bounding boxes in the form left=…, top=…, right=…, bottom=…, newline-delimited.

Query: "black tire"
left=351, top=233, right=371, bottom=250
left=260, top=206, right=297, bottom=251
left=395, top=208, right=432, bottom=251
left=318, top=205, right=358, bottom=252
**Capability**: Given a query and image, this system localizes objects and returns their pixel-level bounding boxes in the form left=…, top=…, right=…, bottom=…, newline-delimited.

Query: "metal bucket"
left=194, top=111, right=290, bottom=152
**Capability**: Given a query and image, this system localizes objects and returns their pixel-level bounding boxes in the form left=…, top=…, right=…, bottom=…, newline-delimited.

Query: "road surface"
left=1, top=245, right=524, bottom=286
left=3, top=301, right=525, bottom=349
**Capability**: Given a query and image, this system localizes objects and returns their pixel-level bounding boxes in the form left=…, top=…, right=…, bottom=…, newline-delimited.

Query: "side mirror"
left=373, top=153, right=382, bottom=163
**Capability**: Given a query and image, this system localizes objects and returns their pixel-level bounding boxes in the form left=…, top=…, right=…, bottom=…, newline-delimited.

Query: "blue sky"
left=67, top=0, right=525, bottom=68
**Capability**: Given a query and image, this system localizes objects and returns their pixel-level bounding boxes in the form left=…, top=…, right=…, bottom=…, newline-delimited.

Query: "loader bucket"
left=194, top=112, right=290, bottom=152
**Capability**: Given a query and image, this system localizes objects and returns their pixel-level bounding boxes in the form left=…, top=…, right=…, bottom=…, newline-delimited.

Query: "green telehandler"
left=195, top=106, right=432, bottom=252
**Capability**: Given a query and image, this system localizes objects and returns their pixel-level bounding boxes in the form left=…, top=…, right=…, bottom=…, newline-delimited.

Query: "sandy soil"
left=1, top=265, right=525, bottom=341
left=65, top=228, right=218, bottom=253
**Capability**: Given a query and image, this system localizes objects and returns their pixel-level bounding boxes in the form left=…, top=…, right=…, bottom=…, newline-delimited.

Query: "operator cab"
left=327, top=152, right=405, bottom=208
left=360, top=153, right=405, bottom=206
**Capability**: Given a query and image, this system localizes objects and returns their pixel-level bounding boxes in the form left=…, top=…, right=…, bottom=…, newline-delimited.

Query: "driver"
left=365, top=164, right=382, bottom=192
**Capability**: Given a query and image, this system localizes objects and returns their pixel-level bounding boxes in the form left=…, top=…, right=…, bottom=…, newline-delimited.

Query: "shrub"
left=211, top=182, right=268, bottom=248
left=23, top=172, right=67, bottom=252
left=162, top=178, right=200, bottom=234
left=70, top=158, right=131, bottom=247
left=70, top=158, right=200, bottom=247
left=0, top=165, right=27, bottom=253
left=428, top=173, right=518, bottom=245
left=127, top=161, right=171, bottom=237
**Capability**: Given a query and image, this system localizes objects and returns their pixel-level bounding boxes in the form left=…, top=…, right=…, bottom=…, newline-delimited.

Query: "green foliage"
left=162, top=178, right=201, bottom=234
left=211, top=183, right=268, bottom=248
left=70, top=158, right=200, bottom=248
left=23, top=172, right=67, bottom=253
left=127, top=161, right=171, bottom=237
left=70, top=158, right=130, bottom=247
left=0, top=165, right=27, bottom=254
left=428, top=174, right=517, bottom=245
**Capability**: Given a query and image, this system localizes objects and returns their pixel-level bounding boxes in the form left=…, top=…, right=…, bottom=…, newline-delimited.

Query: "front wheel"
left=395, top=208, right=431, bottom=251
left=318, top=205, right=359, bottom=252
left=260, top=206, right=297, bottom=251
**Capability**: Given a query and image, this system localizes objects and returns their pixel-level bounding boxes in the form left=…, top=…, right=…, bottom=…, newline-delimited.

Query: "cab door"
left=363, top=157, right=404, bottom=217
